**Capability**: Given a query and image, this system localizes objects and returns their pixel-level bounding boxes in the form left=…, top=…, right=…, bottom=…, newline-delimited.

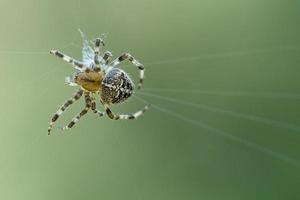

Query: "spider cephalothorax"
left=47, top=30, right=149, bottom=134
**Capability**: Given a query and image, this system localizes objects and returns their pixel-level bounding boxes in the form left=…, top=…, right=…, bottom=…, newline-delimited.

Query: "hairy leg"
left=60, top=92, right=92, bottom=131
left=48, top=89, right=83, bottom=135
left=104, top=103, right=150, bottom=120
left=109, top=53, right=145, bottom=89
left=50, top=50, right=84, bottom=71
left=91, top=95, right=105, bottom=117
left=101, top=51, right=113, bottom=66
left=93, top=38, right=104, bottom=72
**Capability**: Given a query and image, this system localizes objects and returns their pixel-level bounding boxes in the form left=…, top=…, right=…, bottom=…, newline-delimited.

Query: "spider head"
left=101, top=68, right=134, bottom=104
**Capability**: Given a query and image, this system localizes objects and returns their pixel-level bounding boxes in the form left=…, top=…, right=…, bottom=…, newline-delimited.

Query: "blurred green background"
left=0, top=0, right=299, bottom=199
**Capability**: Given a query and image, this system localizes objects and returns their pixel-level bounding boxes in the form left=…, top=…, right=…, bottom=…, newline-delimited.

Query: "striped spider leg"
left=102, top=100, right=150, bottom=120
left=60, top=92, right=93, bottom=131
left=48, top=89, right=83, bottom=135
left=90, top=93, right=105, bottom=117
left=50, top=50, right=85, bottom=71
left=93, top=37, right=105, bottom=72
left=101, top=51, right=113, bottom=66
left=108, top=53, right=145, bottom=89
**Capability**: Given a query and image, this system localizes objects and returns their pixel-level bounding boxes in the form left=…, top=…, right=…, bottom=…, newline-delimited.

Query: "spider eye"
left=101, top=68, right=134, bottom=104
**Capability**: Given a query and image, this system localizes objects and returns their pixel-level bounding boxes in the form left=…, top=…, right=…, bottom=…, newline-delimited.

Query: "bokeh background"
left=0, top=0, right=299, bottom=199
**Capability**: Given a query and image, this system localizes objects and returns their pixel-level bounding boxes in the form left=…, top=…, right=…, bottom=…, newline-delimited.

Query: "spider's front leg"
left=109, top=53, right=145, bottom=89
left=103, top=103, right=150, bottom=120
left=93, top=38, right=105, bottom=72
left=101, top=51, right=113, bottom=66
left=48, top=89, right=83, bottom=135
left=60, top=92, right=92, bottom=131
left=50, top=50, right=85, bottom=71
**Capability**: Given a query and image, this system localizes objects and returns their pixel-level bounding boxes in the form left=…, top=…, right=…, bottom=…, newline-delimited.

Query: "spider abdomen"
left=101, top=68, right=134, bottom=104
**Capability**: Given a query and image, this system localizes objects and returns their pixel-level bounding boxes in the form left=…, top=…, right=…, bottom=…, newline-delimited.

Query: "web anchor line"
left=134, top=95, right=300, bottom=167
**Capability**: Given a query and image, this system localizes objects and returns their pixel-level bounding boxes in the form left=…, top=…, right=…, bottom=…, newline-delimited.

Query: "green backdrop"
left=0, top=0, right=299, bottom=199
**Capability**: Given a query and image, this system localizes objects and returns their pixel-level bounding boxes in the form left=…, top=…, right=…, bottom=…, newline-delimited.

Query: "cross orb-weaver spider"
left=48, top=30, right=149, bottom=134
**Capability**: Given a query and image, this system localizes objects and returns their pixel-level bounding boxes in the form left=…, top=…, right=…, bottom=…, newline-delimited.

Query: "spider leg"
left=60, top=92, right=92, bottom=131
left=91, top=94, right=105, bottom=117
left=48, top=89, right=83, bottom=135
left=109, top=53, right=145, bottom=89
left=103, top=103, right=150, bottom=120
left=93, top=38, right=105, bottom=72
left=101, top=51, right=113, bottom=66
left=50, top=49, right=85, bottom=71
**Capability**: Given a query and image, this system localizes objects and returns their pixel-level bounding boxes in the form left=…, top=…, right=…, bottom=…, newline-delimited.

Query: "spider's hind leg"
left=110, top=53, right=145, bottom=89
left=60, top=92, right=92, bottom=131
left=48, top=89, right=83, bottom=135
left=103, top=104, right=150, bottom=120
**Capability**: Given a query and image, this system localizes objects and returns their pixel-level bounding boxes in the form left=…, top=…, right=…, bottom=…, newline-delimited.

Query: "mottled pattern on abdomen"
left=101, top=68, right=134, bottom=104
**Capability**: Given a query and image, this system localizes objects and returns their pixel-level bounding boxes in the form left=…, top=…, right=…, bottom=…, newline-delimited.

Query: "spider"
left=47, top=30, right=150, bottom=135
